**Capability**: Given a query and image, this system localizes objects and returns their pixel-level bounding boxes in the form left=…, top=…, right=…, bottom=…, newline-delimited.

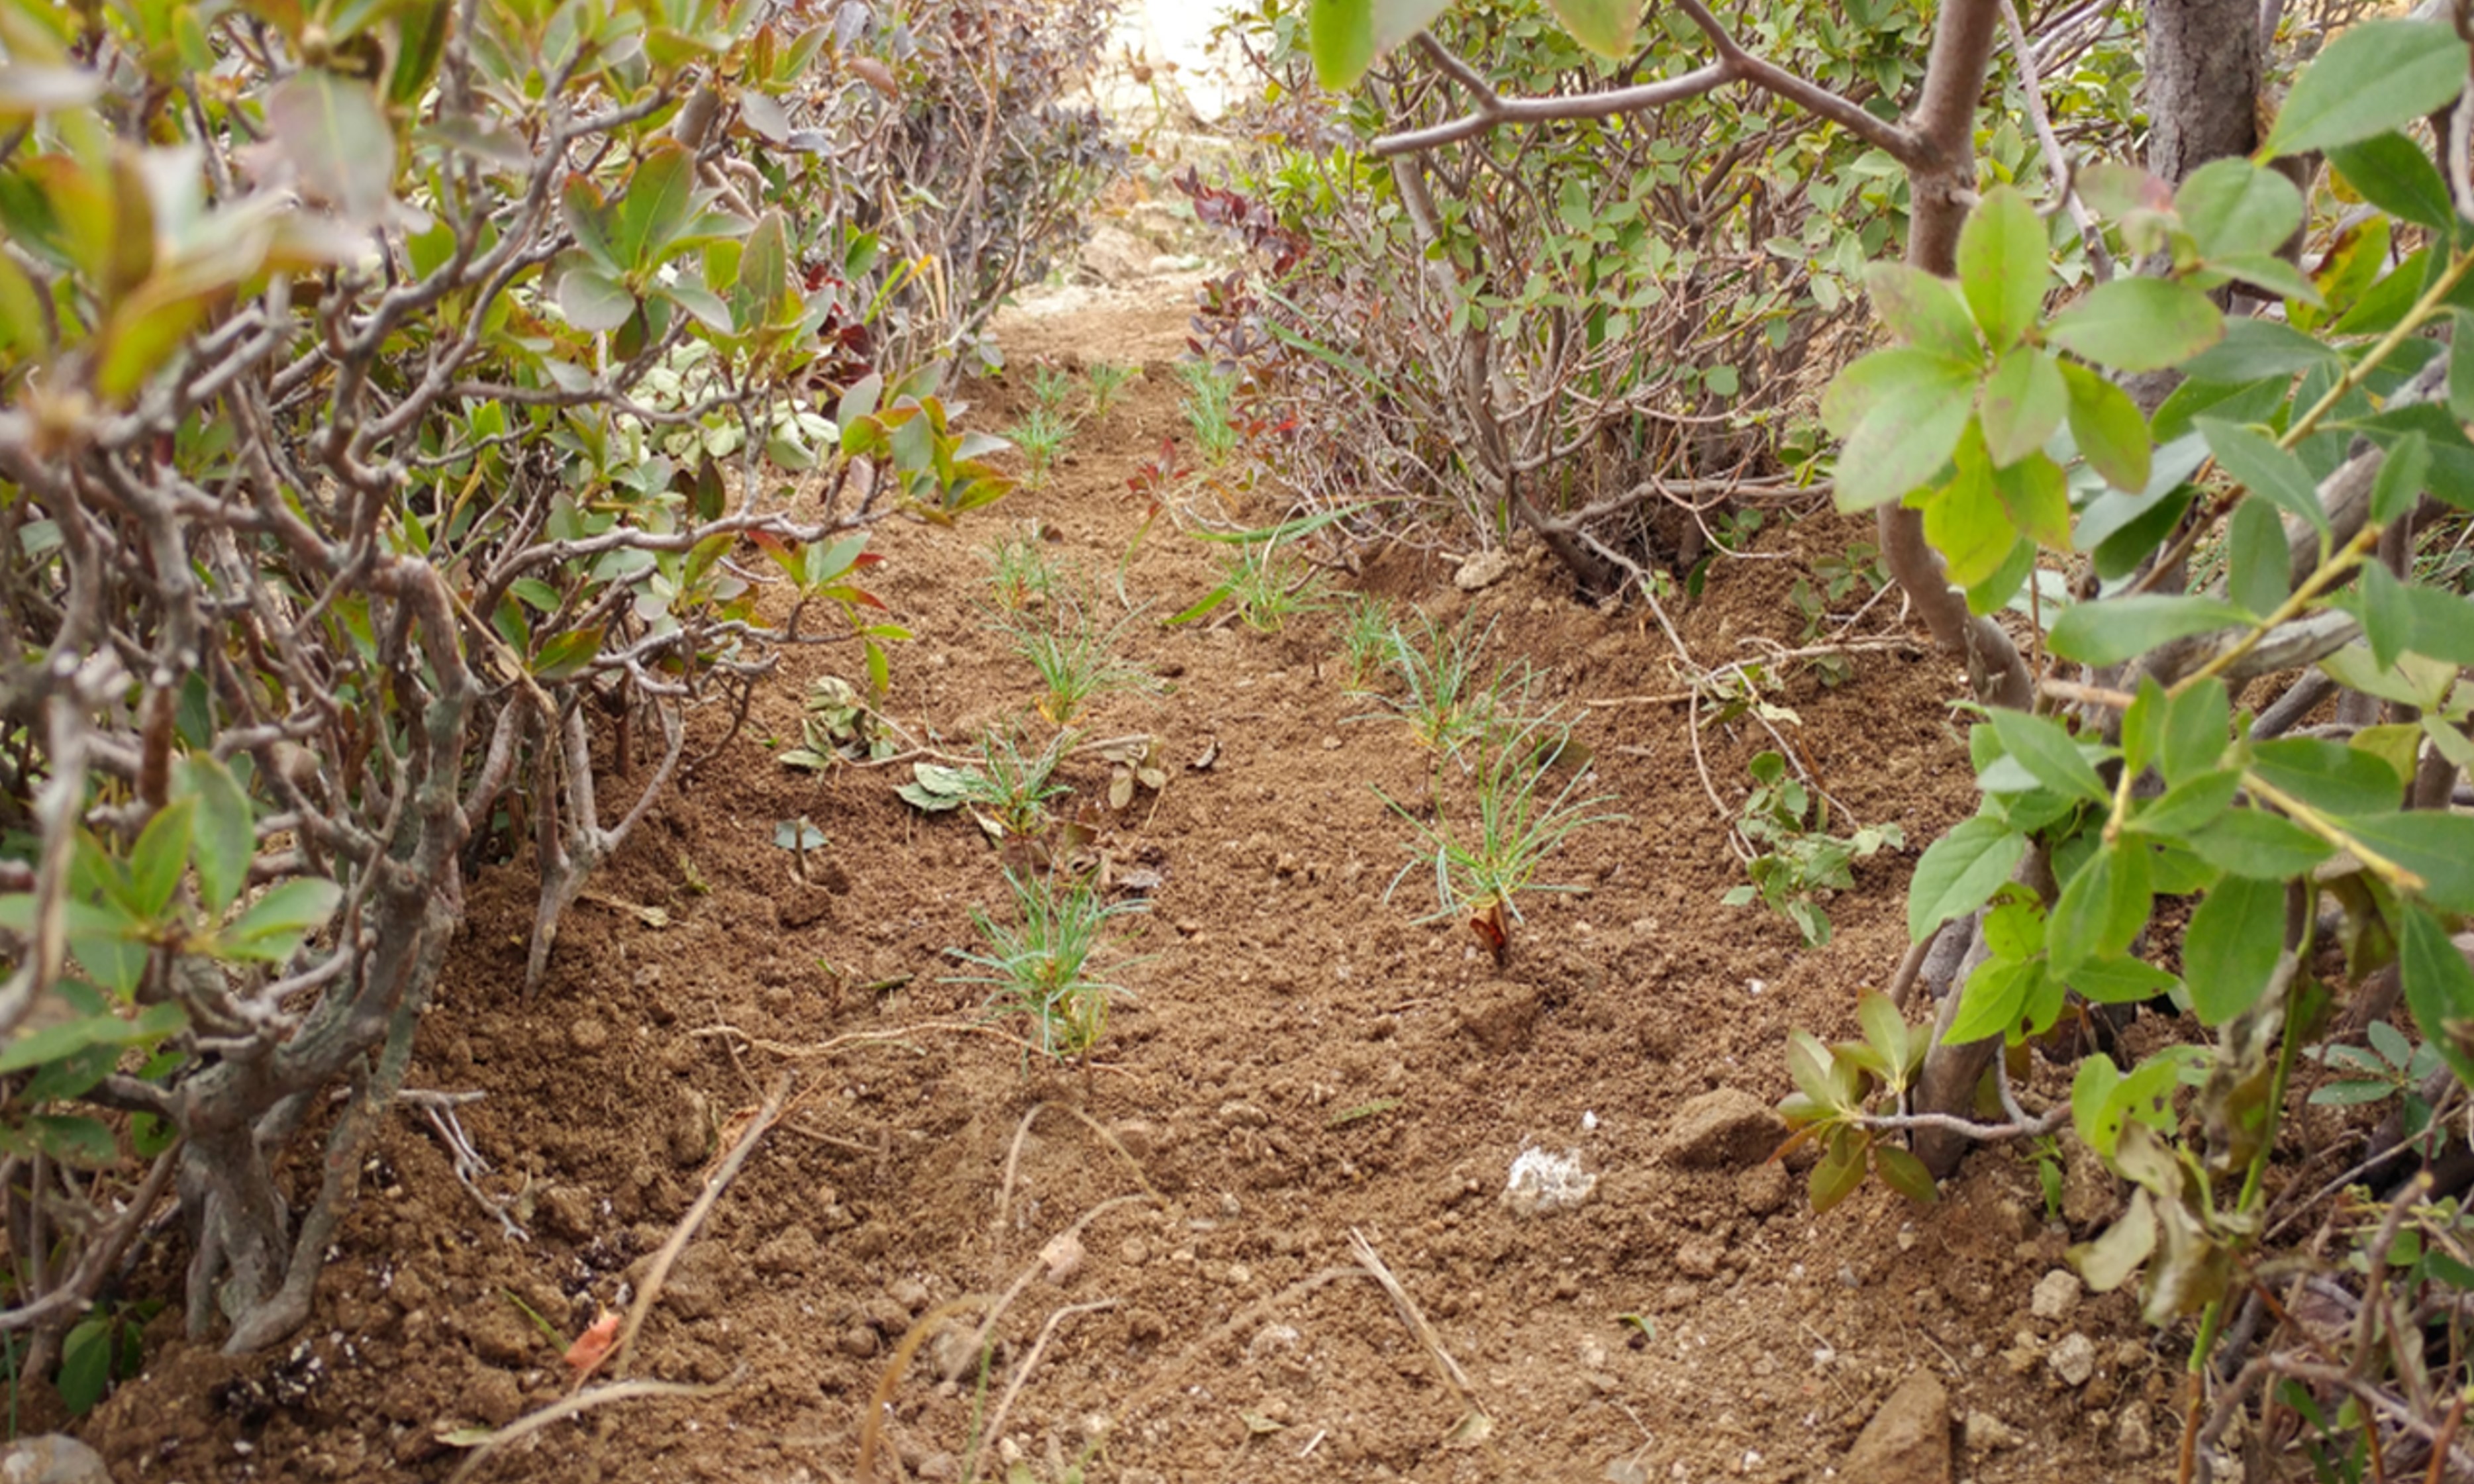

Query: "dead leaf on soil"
left=581, top=894, right=669, bottom=930
left=1189, top=736, right=1218, bottom=771
left=564, top=1311, right=620, bottom=1375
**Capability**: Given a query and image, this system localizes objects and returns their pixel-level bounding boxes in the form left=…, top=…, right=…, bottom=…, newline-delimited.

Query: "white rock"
left=2031, top=1269, right=2083, bottom=1320
left=1964, top=1410, right=2024, bottom=1451
left=2048, top=1331, right=2097, bottom=1387
left=1502, top=1147, right=1597, bottom=1216
left=1454, top=548, right=1516, bottom=591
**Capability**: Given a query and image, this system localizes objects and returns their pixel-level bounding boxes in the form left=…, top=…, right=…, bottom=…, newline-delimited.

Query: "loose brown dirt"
left=84, top=273, right=2177, bottom=1483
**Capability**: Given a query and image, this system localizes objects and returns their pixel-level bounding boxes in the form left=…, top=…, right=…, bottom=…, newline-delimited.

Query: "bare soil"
left=83, top=272, right=2179, bottom=1483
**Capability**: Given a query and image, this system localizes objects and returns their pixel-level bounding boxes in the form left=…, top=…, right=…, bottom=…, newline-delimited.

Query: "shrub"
left=0, top=0, right=1091, bottom=1364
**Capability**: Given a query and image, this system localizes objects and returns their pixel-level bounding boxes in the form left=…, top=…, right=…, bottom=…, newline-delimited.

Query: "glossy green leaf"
left=2185, top=808, right=2337, bottom=879
left=2183, top=873, right=2287, bottom=1024
left=2328, top=132, right=2457, bottom=232
left=1546, top=0, right=1640, bottom=56
left=1955, top=185, right=2050, bottom=353
left=2131, top=768, right=2244, bottom=839
left=2332, top=811, right=2474, bottom=913
left=2068, top=954, right=2181, bottom=1005
left=1873, top=1144, right=1938, bottom=1205
left=2048, top=278, right=2224, bottom=373
left=558, top=264, right=634, bottom=332
left=532, top=625, right=604, bottom=681
left=2058, top=362, right=2152, bottom=493
left=1989, top=709, right=2109, bottom=803
left=2370, top=430, right=2429, bottom=529
left=0, top=1001, right=185, bottom=1075
left=2252, top=737, right=2406, bottom=816
left=2161, top=679, right=2230, bottom=785
left=2226, top=497, right=2289, bottom=618
left=616, top=143, right=698, bottom=272
left=2262, top=20, right=2470, bottom=158
left=1307, top=0, right=1448, bottom=89
left=1830, top=359, right=1977, bottom=511
left=2359, top=558, right=2413, bottom=671
left=1946, top=957, right=2042, bottom=1044
left=1981, top=348, right=2066, bottom=468
left=2046, top=840, right=2150, bottom=977
left=126, top=796, right=193, bottom=922
left=218, top=877, right=343, bottom=962
left=1922, top=435, right=2016, bottom=587
left=2180, top=317, right=2342, bottom=383
left=2175, top=158, right=2303, bottom=260
left=2401, top=904, right=2474, bottom=1088
left=2201, top=418, right=2330, bottom=545
left=1865, top=262, right=1979, bottom=360
left=57, top=1315, right=112, bottom=1414
left=1808, top=1128, right=1868, bottom=1214
left=1907, top=816, right=2028, bottom=941
left=174, top=755, right=254, bottom=918
left=2052, top=597, right=2246, bottom=669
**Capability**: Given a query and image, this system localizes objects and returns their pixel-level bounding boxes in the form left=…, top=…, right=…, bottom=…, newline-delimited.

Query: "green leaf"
left=58, top=1316, right=112, bottom=1414
left=2327, top=133, right=2457, bottom=232
left=1873, top=1144, right=1938, bottom=1205
left=1808, top=1129, right=1868, bottom=1214
left=2332, top=810, right=2474, bottom=913
left=1828, top=356, right=1978, bottom=511
left=2130, top=768, right=2243, bottom=839
left=2059, top=362, right=2152, bottom=493
left=2068, top=954, right=2181, bottom=1005
left=2201, top=419, right=2330, bottom=546
left=0, top=1001, right=185, bottom=1075
left=558, top=264, right=634, bottom=332
left=1946, top=958, right=2055, bottom=1044
left=2211, top=253, right=2323, bottom=306
left=219, top=878, right=343, bottom=962
left=2175, top=158, right=2304, bottom=260
left=1989, top=709, right=2110, bottom=803
left=2371, top=430, right=2429, bottom=529
left=2359, top=559, right=2414, bottom=671
left=2048, top=278, right=2224, bottom=373
left=2183, top=874, right=2287, bottom=1024
left=1922, top=434, right=2016, bottom=587
left=1907, top=816, right=2028, bottom=941
left=1865, top=263, right=1979, bottom=360
left=2450, top=315, right=2474, bottom=424
left=1995, top=453, right=2073, bottom=550
left=2047, top=840, right=2151, bottom=977
left=2401, top=905, right=2474, bottom=1088
left=2262, top=20, right=2471, bottom=158
left=1956, top=185, right=2051, bottom=354
left=2161, top=679, right=2230, bottom=785
left=125, top=797, right=193, bottom=923
left=2252, top=737, right=2406, bottom=816
left=2049, top=594, right=2251, bottom=668
left=2185, top=808, right=2337, bottom=879
left=1785, top=1029, right=1842, bottom=1111
left=2181, top=318, right=2343, bottom=383
left=174, top=756, right=254, bottom=918
left=616, top=142, right=699, bottom=272
left=27, top=1114, right=115, bottom=1167
left=1545, top=0, right=1640, bottom=56
left=2071, top=1054, right=2124, bottom=1152
left=531, top=625, right=605, bottom=682
left=1981, top=348, right=2067, bottom=468
left=1307, top=0, right=1448, bottom=89
left=263, top=70, right=396, bottom=224
left=2226, top=497, right=2290, bottom=618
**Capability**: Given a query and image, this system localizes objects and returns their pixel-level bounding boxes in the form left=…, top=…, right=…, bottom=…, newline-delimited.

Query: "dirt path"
left=91, top=272, right=2167, bottom=1483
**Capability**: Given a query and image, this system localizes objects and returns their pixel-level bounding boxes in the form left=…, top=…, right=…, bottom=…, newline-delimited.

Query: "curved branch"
left=1372, top=29, right=1924, bottom=166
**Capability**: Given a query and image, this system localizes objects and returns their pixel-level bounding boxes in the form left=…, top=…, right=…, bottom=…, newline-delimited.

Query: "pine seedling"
left=1005, top=407, right=1071, bottom=491
left=999, top=591, right=1161, bottom=727
left=1085, top=360, right=1140, bottom=417
left=1379, top=715, right=1623, bottom=962
left=951, top=870, right=1145, bottom=1063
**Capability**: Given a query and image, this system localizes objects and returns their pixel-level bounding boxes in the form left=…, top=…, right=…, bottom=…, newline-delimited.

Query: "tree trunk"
left=2146, top=0, right=2263, bottom=182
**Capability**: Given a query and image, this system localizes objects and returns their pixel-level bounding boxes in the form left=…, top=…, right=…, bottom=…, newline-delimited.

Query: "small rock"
left=466, top=1305, right=538, bottom=1367
left=928, top=1324, right=985, bottom=1383
left=0, top=1434, right=114, bottom=1484
left=1844, top=1370, right=1952, bottom=1484
left=2048, top=1332, right=2097, bottom=1387
left=2114, top=1400, right=2155, bottom=1458
left=2061, top=1138, right=2122, bottom=1228
left=1454, top=548, right=1516, bottom=591
left=568, top=1018, right=610, bottom=1053
left=2031, top=1269, right=2083, bottom=1321
left=466, top=1367, right=523, bottom=1427
left=1119, top=1238, right=1150, bottom=1266
left=667, top=1089, right=712, bottom=1167
left=889, top=1277, right=931, bottom=1314
left=754, top=1225, right=820, bottom=1276
left=837, top=1325, right=879, bottom=1360
left=1658, top=1087, right=1785, bottom=1169
left=537, top=1185, right=595, bottom=1242
left=1963, top=1410, right=2022, bottom=1452
left=913, top=1453, right=958, bottom=1481
left=1041, top=1232, right=1085, bottom=1286
left=1673, top=1240, right=1722, bottom=1279
left=1736, top=1163, right=1789, bottom=1216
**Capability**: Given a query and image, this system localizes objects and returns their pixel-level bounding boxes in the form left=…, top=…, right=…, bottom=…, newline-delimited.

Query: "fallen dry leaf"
left=565, top=1311, right=620, bottom=1374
